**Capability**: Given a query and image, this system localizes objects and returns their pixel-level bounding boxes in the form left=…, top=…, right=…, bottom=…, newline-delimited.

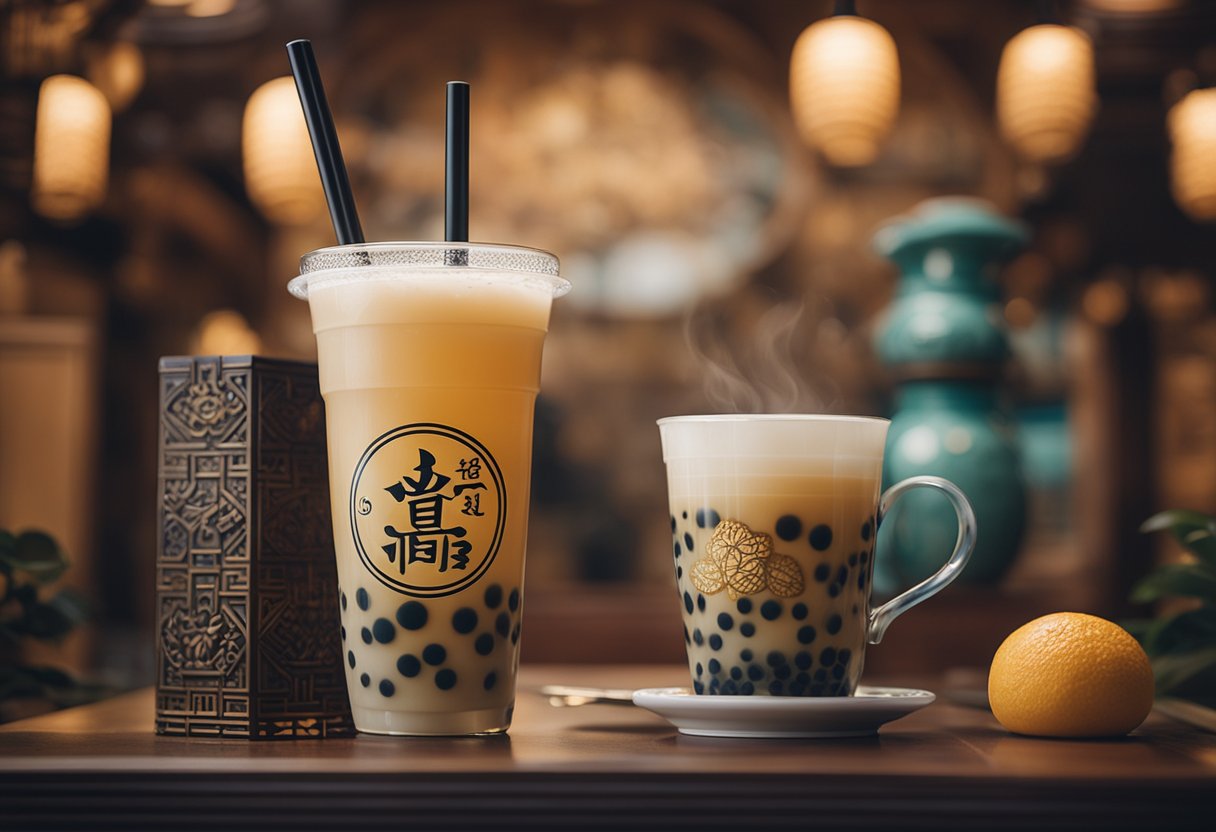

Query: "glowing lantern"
left=1168, top=88, right=1216, bottom=221
left=789, top=7, right=901, bottom=167
left=997, top=24, right=1096, bottom=163
left=242, top=76, right=326, bottom=224
left=87, top=41, right=145, bottom=113
left=31, top=75, right=111, bottom=222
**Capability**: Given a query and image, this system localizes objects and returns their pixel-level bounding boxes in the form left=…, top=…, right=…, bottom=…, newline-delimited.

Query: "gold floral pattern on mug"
left=691, top=520, right=804, bottom=600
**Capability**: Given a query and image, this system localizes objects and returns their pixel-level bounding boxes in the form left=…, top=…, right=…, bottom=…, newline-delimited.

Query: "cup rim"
left=656, top=414, right=890, bottom=427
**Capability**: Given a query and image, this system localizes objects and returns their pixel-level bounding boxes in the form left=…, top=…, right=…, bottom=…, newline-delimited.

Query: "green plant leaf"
left=1140, top=606, right=1216, bottom=656
left=1130, top=563, right=1216, bottom=604
left=1141, top=510, right=1216, bottom=567
left=16, top=599, right=77, bottom=640
left=1152, top=646, right=1216, bottom=695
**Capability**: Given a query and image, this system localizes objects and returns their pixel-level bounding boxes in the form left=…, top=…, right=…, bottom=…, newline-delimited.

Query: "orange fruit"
left=988, top=612, right=1154, bottom=737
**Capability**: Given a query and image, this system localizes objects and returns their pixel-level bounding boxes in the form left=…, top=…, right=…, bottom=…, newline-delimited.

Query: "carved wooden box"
left=155, top=356, right=352, bottom=738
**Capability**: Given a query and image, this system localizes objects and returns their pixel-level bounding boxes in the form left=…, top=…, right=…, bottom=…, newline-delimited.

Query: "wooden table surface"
left=2, top=665, right=1213, bottom=831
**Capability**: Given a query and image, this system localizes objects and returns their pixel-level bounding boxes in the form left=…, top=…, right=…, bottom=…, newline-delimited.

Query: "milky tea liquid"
left=302, top=256, right=562, bottom=735
left=659, top=418, right=887, bottom=697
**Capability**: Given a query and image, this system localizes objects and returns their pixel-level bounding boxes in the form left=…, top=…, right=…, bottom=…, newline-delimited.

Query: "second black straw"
left=446, top=81, right=470, bottom=243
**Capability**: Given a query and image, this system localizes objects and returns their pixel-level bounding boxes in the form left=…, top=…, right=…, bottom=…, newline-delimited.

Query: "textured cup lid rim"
left=288, top=241, right=568, bottom=300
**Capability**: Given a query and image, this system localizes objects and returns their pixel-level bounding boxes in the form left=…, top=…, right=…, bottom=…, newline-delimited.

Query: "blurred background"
left=1, top=0, right=1214, bottom=705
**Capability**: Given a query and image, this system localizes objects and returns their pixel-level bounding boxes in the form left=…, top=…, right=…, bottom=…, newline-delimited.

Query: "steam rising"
left=685, top=299, right=838, bottom=414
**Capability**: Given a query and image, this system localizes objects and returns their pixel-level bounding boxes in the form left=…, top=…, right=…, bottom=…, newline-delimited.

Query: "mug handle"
left=867, top=475, right=976, bottom=645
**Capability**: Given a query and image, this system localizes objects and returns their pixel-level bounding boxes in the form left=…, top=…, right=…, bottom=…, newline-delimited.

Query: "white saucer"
left=631, top=685, right=935, bottom=738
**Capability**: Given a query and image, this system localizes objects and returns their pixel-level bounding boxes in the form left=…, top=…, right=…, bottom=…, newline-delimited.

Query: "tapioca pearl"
left=775, top=514, right=802, bottom=542
left=676, top=565, right=684, bottom=580
left=356, top=588, right=370, bottom=611
left=739, top=622, right=755, bottom=638
left=709, top=634, right=723, bottom=650
left=495, top=612, right=510, bottom=637
left=683, top=625, right=691, bottom=646
left=860, top=550, right=870, bottom=565
left=795, top=671, right=811, bottom=684
left=452, top=608, right=478, bottom=635
left=861, top=520, right=873, bottom=542
left=740, top=648, right=754, bottom=662
left=673, top=541, right=681, bottom=558
left=695, top=507, right=721, bottom=529
left=795, top=651, right=813, bottom=670
left=797, top=625, right=817, bottom=644
left=435, top=669, right=457, bottom=691
left=848, top=552, right=858, bottom=567
left=682, top=511, right=689, bottom=520
left=372, top=618, right=395, bottom=644
left=836, top=565, right=849, bottom=586
left=347, top=650, right=356, bottom=669
left=695, top=661, right=703, bottom=676
left=508, top=588, right=520, bottom=612
left=510, top=623, right=521, bottom=645
left=832, top=664, right=846, bottom=680
left=730, top=666, right=743, bottom=681
left=809, top=683, right=826, bottom=696
left=736, top=598, right=753, bottom=615
left=708, top=677, right=721, bottom=693
left=809, top=524, right=833, bottom=552
left=747, top=664, right=765, bottom=681
left=670, top=515, right=677, bottom=533
left=379, top=679, right=395, bottom=697
left=360, top=627, right=373, bottom=645
left=828, top=583, right=841, bottom=598
left=693, top=680, right=705, bottom=695
left=769, top=680, right=784, bottom=695
left=740, top=682, right=755, bottom=695
left=696, top=594, right=707, bottom=613
left=820, top=646, right=838, bottom=666
left=484, top=584, right=503, bottom=609
left=396, top=601, right=427, bottom=631
left=721, top=679, right=739, bottom=695
left=422, top=643, right=446, bottom=666
left=792, top=603, right=808, bottom=621
left=774, top=664, right=792, bottom=680
left=340, top=626, right=346, bottom=641
left=693, top=628, right=704, bottom=646
left=826, top=614, right=842, bottom=635
left=760, top=601, right=782, bottom=621
left=340, top=592, right=347, bottom=611
left=360, top=673, right=370, bottom=688
left=717, top=612, right=734, bottom=631
left=857, top=572, right=868, bottom=590
left=814, top=668, right=828, bottom=682
left=839, top=648, right=852, bottom=665
left=683, top=532, right=694, bottom=551
left=708, top=658, right=722, bottom=674
left=397, top=654, right=421, bottom=678
left=814, top=564, right=830, bottom=582
left=766, top=650, right=786, bottom=667
left=683, top=592, right=694, bottom=614
left=483, top=671, right=496, bottom=691
left=789, top=680, right=806, bottom=696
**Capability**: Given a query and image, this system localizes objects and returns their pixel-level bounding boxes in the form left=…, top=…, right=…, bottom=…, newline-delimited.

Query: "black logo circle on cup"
left=350, top=423, right=506, bottom=597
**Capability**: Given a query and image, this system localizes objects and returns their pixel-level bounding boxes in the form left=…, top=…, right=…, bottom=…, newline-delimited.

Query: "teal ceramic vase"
left=871, top=199, right=1029, bottom=590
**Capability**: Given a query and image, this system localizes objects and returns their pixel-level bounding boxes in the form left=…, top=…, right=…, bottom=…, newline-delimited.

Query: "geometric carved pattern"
left=156, top=356, right=353, bottom=739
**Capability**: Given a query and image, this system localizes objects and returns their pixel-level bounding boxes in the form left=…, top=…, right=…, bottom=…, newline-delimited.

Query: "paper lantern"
left=31, top=75, right=111, bottom=222
left=997, top=24, right=1096, bottom=163
left=242, top=76, right=325, bottom=224
left=789, top=13, right=901, bottom=167
left=1168, top=88, right=1216, bottom=221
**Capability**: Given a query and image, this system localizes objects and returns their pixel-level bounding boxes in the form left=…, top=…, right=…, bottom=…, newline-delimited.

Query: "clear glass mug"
left=290, top=242, right=569, bottom=734
left=658, top=415, right=976, bottom=696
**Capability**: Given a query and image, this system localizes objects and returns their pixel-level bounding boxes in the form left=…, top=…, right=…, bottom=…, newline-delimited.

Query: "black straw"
left=445, top=81, right=470, bottom=243
left=286, top=39, right=364, bottom=246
